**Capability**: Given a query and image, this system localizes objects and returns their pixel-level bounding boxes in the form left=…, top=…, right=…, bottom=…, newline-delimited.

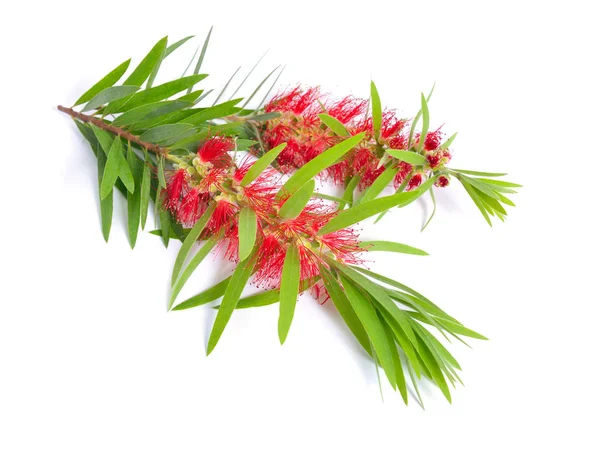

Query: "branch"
left=57, top=105, right=168, bottom=156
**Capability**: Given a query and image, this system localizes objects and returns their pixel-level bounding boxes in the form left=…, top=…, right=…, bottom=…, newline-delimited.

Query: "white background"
left=1, top=1, right=599, bottom=448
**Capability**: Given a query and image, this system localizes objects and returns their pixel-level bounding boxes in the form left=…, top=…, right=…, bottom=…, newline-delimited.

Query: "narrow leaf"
left=169, top=237, right=218, bottom=309
left=359, top=240, right=428, bottom=256
left=111, top=100, right=192, bottom=126
left=108, top=75, right=207, bottom=113
left=82, top=85, right=139, bottom=111
left=386, top=149, right=427, bottom=165
left=179, top=98, right=243, bottom=125
left=238, top=207, right=258, bottom=261
left=140, top=123, right=193, bottom=144
left=339, top=175, right=360, bottom=210
left=278, top=245, right=301, bottom=344
left=320, top=267, right=372, bottom=356
left=213, top=66, right=241, bottom=106
left=240, top=143, right=287, bottom=186
left=358, top=166, right=399, bottom=205
left=207, top=250, right=257, bottom=355
left=126, top=143, right=142, bottom=248
left=421, top=188, right=437, bottom=232
left=317, top=176, right=436, bottom=235
left=279, top=180, right=315, bottom=220
left=277, top=133, right=365, bottom=199
left=140, top=152, right=151, bottom=229
left=318, top=113, right=350, bottom=137
left=171, top=203, right=216, bottom=287
left=340, top=275, right=396, bottom=389
left=100, top=137, right=122, bottom=199
left=370, top=81, right=382, bottom=139
left=96, top=145, right=113, bottom=241
left=123, top=36, right=168, bottom=87
left=166, top=35, right=195, bottom=57
left=452, top=169, right=507, bottom=177
left=173, top=276, right=232, bottom=311
left=188, top=27, right=212, bottom=94
left=418, top=93, right=430, bottom=152
left=74, top=58, right=131, bottom=106
left=439, top=132, right=457, bottom=150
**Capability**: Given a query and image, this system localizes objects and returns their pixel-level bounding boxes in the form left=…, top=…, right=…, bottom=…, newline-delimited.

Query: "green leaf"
left=123, top=36, right=168, bottom=87
left=277, top=133, right=365, bottom=199
left=317, top=176, right=436, bottom=235
left=452, top=169, right=507, bottom=177
left=414, top=333, right=452, bottom=402
left=91, top=126, right=115, bottom=155
left=359, top=240, right=428, bottom=256
left=418, top=93, right=430, bottom=152
left=126, top=143, right=142, bottom=248
left=350, top=265, right=461, bottom=326
left=439, top=132, right=457, bottom=150
left=386, top=149, right=427, bottom=165
left=117, top=143, right=135, bottom=193
left=460, top=179, right=492, bottom=226
left=166, top=35, right=195, bottom=57
left=179, top=98, right=243, bottom=125
left=96, top=145, right=113, bottom=241
left=229, top=51, right=268, bottom=100
left=188, top=27, right=212, bottom=94
left=358, top=166, right=399, bottom=205
left=421, top=188, right=436, bottom=232
left=255, top=65, right=285, bottom=112
left=381, top=317, right=408, bottom=404
left=159, top=206, right=172, bottom=248
left=147, top=41, right=166, bottom=89
left=379, top=308, right=422, bottom=379
left=241, top=65, right=280, bottom=109
left=318, top=113, right=349, bottom=136
left=370, top=81, right=382, bottom=140
left=100, top=137, right=122, bottom=199
left=238, top=207, right=258, bottom=262
left=140, top=123, right=194, bottom=144
left=213, top=66, right=241, bottom=105
left=171, top=203, right=216, bottom=287
left=475, top=178, right=522, bottom=188
left=107, top=75, right=208, bottom=114
left=169, top=237, right=218, bottom=309
left=206, top=250, right=257, bottom=355
left=140, top=153, right=152, bottom=230
left=235, top=290, right=280, bottom=309
left=246, top=112, right=281, bottom=122
left=339, top=275, right=397, bottom=389
left=412, top=313, right=487, bottom=340
left=173, top=276, right=232, bottom=311
left=74, top=58, right=131, bottom=106
left=111, top=100, right=192, bottom=126
left=278, top=245, right=301, bottom=344
left=82, top=85, right=140, bottom=111
left=157, top=156, right=166, bottom=189
left=408, top=84, right=435, bottom=146
left=312, top=192, right=345, bottom=203
left=240, top=143, right=287, bottom=186
left=320, top=267, right=372, bottom=356
left=279, top=179, right=315, bottom=220
left=340, top=175, right=360, bottom=210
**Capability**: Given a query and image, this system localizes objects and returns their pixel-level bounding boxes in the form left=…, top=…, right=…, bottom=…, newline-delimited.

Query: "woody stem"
left=57, top=105, right=169, bottom=157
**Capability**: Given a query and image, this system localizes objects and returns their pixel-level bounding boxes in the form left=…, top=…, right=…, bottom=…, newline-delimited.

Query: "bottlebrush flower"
left=206, top=198, right=238, bottom=235
left=407, top=172, right=424, bottom=191
left=435, top=175, right=450, bottom=188
left=163, top=169, right=188, bottom=213
left=394, top=161, right=414, bottom=188
left=178, top=187, right=209, bottom=225
left=197, top=136, right=234, bottom=166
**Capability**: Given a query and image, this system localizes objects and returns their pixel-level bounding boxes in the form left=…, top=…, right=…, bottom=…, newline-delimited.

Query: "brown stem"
left=57, top=105, right=168, bottom=156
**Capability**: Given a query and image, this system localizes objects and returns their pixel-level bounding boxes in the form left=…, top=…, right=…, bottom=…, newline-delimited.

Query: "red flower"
left=407, top=172, right=424, bottom=191
left=163, top=169, right=188, bottom=212
left=197, top=136, right=234, bottom=165
left=327, top=96, right=368, bottom=124
left=206, top=199, right=238, bottom=235
left=178, top=188, right=208, bottom=225
left=424, top=129, right=443, bottom=151
left=435, top=175, right=450, bottom=188
left=394, top=161, right=413, bottom=188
